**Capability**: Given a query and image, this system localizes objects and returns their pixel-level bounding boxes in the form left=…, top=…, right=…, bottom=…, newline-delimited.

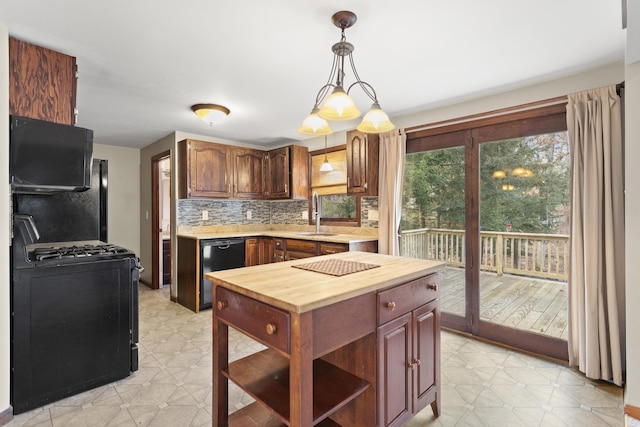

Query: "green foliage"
left=321, top=195, right=356, bottom=219
left=402, top=132, right=570, bottom=234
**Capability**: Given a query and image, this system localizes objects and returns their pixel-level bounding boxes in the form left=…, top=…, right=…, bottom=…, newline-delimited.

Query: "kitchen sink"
left=295, top=232, right=337, bottom=236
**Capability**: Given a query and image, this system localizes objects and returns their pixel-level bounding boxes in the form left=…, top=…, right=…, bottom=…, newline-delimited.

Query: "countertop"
left=206, top=251, right=445, bottom=314
left=177, top=230, right=377, bottom=244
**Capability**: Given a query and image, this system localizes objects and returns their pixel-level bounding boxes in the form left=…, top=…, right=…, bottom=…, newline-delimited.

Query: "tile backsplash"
left=177, top=197, right=379, bottom=228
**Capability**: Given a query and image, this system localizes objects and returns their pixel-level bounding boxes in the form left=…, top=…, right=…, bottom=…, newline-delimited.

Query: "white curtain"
left=378, top=129, right=406, bottom=255
left=567, top=85, right=625, bottom=386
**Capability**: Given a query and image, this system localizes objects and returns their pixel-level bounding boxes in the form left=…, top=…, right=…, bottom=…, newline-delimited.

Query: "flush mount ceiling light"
left=298, top=10, right=395, bottom=136
left=191, top=104, right=230, bottom=126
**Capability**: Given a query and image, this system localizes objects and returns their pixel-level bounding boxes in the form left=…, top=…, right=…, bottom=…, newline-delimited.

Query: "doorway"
left=152, top=151, right=172, bottom=291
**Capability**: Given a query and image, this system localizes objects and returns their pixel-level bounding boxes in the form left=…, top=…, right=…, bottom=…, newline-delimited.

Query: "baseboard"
left=626, top=404, right=640, bottom=421
left=0, top=405, right=13, bottom=426
left=139, top=278, right=153, bottom=288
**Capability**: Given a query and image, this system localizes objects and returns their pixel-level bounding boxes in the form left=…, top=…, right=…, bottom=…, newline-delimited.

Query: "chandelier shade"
left=298, top=106, right=333, bottom=135
left=299, top=11, right=394, bottom=135
left=357, top=102, right=395, bottom=133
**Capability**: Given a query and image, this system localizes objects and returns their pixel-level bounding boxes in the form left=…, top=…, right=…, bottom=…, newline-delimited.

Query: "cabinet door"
left=9, top=37, right=77, bottom=125
left=245, top=238, right=260, bottom=267
left=378, top=313, right=412, bottom=427
left=233, top=148, right=265, bottom=199
left=346, top=130, right=379, bottom=196
left=265, top=147, right=290, bottom=199
left=412, top=300, right=439, bottom=415
left=188, top=140, right=232, bottom=198
left=259, top=238, right=274, bottom=264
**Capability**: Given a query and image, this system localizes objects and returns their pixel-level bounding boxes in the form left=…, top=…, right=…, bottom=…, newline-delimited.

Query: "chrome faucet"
left=312, top=191, right=320, bottom=234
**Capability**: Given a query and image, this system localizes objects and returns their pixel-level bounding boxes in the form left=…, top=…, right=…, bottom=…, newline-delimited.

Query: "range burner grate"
left=30, top=244, right=132, bottom=262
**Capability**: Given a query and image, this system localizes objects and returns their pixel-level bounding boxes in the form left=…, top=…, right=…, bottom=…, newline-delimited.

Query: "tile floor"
left=7, top=285, right=624, bottom=427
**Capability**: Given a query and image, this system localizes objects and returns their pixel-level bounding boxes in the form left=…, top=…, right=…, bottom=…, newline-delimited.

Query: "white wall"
left=0, top=23, right=11, bottom=419
left=92, top=143, right=141, bottom=255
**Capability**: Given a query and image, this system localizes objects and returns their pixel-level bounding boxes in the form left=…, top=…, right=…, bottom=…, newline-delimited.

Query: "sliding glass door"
left=401, top=102, right=570, bottom=359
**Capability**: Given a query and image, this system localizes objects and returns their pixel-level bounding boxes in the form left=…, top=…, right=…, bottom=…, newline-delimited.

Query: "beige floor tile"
left=6, top=285, right=624, bottom=427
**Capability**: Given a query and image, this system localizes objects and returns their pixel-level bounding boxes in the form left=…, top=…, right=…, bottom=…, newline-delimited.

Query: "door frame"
left=151, top=150, right=171, bottom=291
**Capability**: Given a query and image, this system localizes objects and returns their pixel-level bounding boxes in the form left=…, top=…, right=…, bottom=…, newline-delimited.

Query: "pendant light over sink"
left=298, top=11, right=395, bottom=136
left=319, top=135, right=333, bottom=172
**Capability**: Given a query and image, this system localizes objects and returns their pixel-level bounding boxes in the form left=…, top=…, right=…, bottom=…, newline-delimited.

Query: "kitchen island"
left=207, top=251, right=444, bottom=427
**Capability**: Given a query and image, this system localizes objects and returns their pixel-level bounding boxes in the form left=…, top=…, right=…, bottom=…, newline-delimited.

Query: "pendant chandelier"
left=298, top=11, right=395, bottom=136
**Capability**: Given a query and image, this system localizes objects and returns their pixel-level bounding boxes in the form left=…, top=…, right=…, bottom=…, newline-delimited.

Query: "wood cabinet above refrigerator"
left=9, top=37, right=77, bottom=126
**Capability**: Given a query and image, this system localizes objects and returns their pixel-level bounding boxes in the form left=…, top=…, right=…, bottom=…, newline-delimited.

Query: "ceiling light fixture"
left=298, top=10, right=395, bottom=136
left=319, top=135, right=334, bottom=172
left=191, top=103, right=230, bottom=126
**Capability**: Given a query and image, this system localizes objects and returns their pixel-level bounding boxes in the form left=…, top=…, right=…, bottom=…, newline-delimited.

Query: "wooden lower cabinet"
left=274, top=239, right=378, bottom=261
left=162, top=239, right=171, bottom=285
left=377, top=276, right=440, bottom=427
left=245, top=237, right=274, bottom=266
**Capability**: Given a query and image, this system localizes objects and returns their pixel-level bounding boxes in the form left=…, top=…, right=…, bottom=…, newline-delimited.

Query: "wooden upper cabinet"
left=265, top=147, right=289, bottom=199
left=179, top=140, right=308, bottom=200
left=179, top=139, right=232, bottom=199
left=233, top=148, right=265, bottom=199
left=346, top=130, right=379, bottom=196
left=9, top=37, right=77, bottom=125
left=265, top=145, right=309, bottom=200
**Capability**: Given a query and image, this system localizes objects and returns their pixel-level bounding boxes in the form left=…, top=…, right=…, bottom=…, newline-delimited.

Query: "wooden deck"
left=440, top=267, right=568, bottom=340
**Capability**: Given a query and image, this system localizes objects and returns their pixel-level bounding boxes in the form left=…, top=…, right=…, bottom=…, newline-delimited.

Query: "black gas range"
left=10, top=214, right=142, bottom=414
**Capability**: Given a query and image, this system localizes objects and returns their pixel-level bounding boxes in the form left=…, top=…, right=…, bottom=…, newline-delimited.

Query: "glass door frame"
left=406, top=100, right=569, bottom=360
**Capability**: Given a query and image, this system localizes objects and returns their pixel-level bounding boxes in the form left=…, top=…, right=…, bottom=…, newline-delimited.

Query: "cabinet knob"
left=427, top=283, right=438, bottom=291
left=266, top=323, right=277, bottom=335
left=408, top=362, right=415, bottom=370
left=386, top=302, right=396, bottom=311
left=414, top=358, right=421, bottom=366
left=216, top=301, right=228, bottom=310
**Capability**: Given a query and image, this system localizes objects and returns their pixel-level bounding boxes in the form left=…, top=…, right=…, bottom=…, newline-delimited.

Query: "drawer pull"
left=386, top=302, right=396, bottom=311
left=266, top=323, right=277, bottom=335
left=427, top=283, right=438, bottom=291
left=216, top=301, right=228, bottom=310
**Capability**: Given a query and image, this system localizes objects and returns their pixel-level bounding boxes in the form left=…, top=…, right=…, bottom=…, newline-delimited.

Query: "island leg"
left=212, top=307, right=229, bottom=427
left=289, top=311, right=314, bottom=427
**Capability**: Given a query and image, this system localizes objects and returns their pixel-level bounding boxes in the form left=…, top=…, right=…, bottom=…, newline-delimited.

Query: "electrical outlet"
left=246, top=210, right=252, bottom=220
left=302, top=210, right=309, bottom=220
left=368, top=209, right=378, bottom=220
left=202, top=210, right=209, bottom=220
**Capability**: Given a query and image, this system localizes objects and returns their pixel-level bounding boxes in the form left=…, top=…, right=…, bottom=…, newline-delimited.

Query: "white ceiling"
left=0, top=1, right=626, bottom=149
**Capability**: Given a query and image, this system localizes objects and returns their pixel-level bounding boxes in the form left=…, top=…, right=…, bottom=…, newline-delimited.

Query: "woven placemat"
left=292, top=259, right=380, bottom=276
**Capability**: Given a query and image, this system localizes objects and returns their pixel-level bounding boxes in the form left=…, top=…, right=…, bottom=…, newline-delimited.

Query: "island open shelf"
left=223, top=348, right=370, bottom=425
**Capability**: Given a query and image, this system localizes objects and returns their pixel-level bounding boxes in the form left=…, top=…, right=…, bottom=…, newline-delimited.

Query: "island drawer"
left=215, top=286, right=290, bottom=354
left=377, top=273, right=440, bottom=325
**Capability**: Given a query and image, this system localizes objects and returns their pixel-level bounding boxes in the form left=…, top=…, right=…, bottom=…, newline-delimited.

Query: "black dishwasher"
left=200, top=238, right=245, bottom=310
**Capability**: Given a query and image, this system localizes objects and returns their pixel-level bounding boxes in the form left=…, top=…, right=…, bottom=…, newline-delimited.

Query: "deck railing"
left=400, top=228, right=569, bottom=281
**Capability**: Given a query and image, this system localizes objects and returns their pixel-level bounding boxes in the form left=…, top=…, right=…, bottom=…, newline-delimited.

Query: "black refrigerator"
left=14, top=159, right=108, bottom=243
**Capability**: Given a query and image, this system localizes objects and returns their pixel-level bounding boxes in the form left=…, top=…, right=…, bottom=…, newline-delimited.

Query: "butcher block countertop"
left=206, top=251, right=445, bottom=314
